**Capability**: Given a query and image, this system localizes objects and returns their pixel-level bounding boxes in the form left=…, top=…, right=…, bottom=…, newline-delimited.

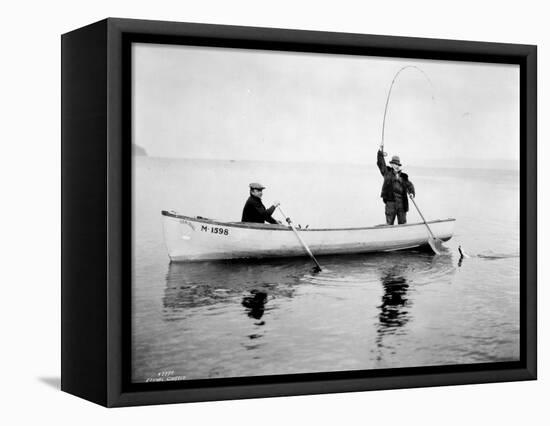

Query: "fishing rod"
left=379, top=66, right=442, bottom=255
left=380, top=65, right=435, bottom=155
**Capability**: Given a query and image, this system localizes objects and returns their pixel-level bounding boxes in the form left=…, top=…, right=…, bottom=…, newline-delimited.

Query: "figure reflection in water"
left=241, top=290, right=269, bottom=347
left=377, top=267, right=410, bottom=336
left=242, top=290, right=268, bottom=321
left=374, top=266, right=411, bottom=362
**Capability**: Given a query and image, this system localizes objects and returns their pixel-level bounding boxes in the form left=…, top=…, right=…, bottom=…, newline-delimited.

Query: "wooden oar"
left=408, top=194, right=444, bottom=255
left=277, top=205, right=322, bottom=272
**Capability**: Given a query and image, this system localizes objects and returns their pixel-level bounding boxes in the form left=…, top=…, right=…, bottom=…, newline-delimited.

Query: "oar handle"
left=277, top=205, right=322, bottom=271
left=277, top=205, right=290, bottom=224
left=409, top=194, right=436, bottom=239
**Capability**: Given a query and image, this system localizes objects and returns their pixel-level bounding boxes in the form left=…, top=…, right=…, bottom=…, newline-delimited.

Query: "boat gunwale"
left=161, top=210, right=456, bottom=232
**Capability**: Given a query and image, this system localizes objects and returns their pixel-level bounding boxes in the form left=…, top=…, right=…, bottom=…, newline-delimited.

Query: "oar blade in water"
left=428, top=237, right=444, bottom=255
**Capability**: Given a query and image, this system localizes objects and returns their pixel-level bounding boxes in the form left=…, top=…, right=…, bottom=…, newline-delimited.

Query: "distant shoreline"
left=134, top=155, right=519, bottom=172
left=133, top=144, right=148, bottom=156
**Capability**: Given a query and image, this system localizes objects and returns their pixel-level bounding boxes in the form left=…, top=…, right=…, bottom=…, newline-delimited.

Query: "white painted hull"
left=162, top=210, right=455, bottom=262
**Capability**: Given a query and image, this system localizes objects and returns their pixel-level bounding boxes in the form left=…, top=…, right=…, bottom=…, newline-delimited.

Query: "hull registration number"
left=201, top=225, right=229, bottom=236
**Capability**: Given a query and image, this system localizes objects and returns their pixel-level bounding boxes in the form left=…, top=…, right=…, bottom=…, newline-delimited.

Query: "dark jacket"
left=241, top=195, right=278, bottom=224
left=377, top=150, right=415, bottom=212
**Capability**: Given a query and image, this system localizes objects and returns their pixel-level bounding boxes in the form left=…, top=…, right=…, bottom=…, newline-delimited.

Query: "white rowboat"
left=162, top=210, right=455, bottom=262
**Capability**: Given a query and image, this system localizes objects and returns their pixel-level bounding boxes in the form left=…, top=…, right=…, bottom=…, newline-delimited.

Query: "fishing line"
left=380, top=65, right=436, bottom=154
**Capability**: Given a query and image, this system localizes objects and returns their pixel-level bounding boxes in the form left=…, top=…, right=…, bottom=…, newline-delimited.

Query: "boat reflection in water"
left=160, top=249, right=456, bottom=377
left=163, top=258, right=308, bottom=354
left=163, top=258, right=304, bottom=322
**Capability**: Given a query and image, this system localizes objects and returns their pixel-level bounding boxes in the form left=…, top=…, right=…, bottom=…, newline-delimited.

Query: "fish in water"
left=458, top=245, right=519, bottom=262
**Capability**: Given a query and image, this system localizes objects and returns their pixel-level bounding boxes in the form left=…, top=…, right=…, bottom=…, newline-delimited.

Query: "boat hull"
left=161, top=211, right=455, bottom=262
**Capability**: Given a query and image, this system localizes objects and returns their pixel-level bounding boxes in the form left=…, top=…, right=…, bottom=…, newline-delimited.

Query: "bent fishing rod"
left=380, top=65, right=435, bottom=155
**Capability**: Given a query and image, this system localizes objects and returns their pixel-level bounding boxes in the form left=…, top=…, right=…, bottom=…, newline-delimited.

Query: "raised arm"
left=377, top=149, right=387, bottom=176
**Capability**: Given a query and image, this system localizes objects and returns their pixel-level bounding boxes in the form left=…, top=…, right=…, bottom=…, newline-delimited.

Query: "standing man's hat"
left=389, top=156, right=402, bottom=166
left=249, top=182, right=266, bottom=190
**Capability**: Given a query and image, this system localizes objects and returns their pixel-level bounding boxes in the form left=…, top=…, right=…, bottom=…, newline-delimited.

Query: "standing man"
left=241, top=182, right=281, bottom=224
left=377, top=148, right=415, bottom=225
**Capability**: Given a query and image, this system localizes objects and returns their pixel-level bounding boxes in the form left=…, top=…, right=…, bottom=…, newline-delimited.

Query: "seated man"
left=241, top=182, right=280, bottom=224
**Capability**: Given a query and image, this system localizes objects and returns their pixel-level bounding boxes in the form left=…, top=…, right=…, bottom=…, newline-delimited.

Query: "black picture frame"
left=61, top=17, right=537, bottom=407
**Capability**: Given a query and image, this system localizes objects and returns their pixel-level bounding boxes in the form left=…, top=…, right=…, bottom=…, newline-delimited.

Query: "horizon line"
left=134, top=154, right=519, bottom=171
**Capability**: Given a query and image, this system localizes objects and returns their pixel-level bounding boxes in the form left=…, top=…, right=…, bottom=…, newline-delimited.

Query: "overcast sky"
left=133, top=43, right=519, bottom=168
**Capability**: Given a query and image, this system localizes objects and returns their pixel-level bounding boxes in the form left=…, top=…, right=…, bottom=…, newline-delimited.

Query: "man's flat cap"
left=249, top=182, right=266, bottom=190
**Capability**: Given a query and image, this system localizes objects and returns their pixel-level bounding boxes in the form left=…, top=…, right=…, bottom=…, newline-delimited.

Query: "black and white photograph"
left=3, top=0, right=547, bottom=422
left=131, top=42, right=520, bottom=383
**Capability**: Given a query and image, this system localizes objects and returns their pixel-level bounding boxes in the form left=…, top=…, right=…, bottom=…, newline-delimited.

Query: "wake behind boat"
left=162, top=210, right=455, bottom=262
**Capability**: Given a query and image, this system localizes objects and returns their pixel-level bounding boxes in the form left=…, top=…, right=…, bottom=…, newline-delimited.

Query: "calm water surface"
left=132, top=157, right=519, bottom=382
